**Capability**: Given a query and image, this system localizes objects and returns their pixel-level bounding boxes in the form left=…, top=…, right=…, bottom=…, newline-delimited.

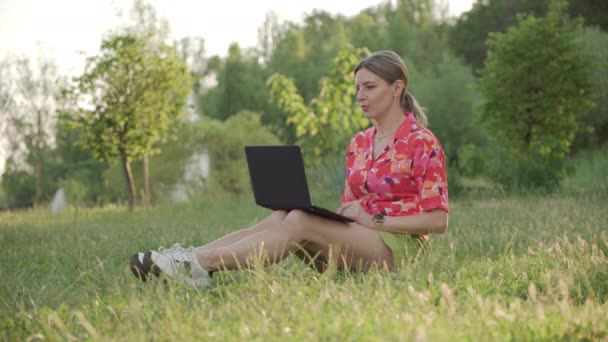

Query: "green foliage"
left=449, top=0, right=550, bottom=73
left=268, top=47, right=370, bottom=161
left=348, top=12, right=386, bottom=53
left=198, top=44, right=294, bottom=143
left=45, top=119, right=108, bottom=205
left=449, top=0, right=607, bottom=74
left=1, top=171, right=36, bottom=208
left=144, top=122, right=207, bottom=200
left=307, top=152, right=347, bottom=206
left=268, top=11, right=351, bottom=103
left=0, top=183, right=5, bottom=207
left=411, top=52, right=484, bottom=169
left=59, top=176, right=91, bottom=205
left=1, top=145, right=63, bottom=207
left=384, top=0, right=449, bottom=70
left=573, top=27, right=608, bottom=149
left=101, top=121, right=209, bottom=204
left=0, top=55, right=65, bottom=205
left=478, top=0, right=595, bottom=190
left=63, top=34, right=191, bottom=206
left=198, top=111, right=281, bottom=194
left=0, top=117, right=109, bottom=207
left=255, top=10, right=355, bottom=142
left=568, top=0, right=608, bottom=30
left=200, top=44, right=271, bottom=121
left=205, top=5, right=485, bottom=169
left=66, top=34, right=191, bottom=162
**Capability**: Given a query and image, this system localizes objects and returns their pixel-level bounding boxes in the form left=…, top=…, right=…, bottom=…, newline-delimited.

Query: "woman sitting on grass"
left=130, top=50, right=450, bottom=288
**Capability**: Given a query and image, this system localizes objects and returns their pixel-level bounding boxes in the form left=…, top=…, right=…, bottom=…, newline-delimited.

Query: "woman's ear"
left=393, top=80, right=405, bottom=96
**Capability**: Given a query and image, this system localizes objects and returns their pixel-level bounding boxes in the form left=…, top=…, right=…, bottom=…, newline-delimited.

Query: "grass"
left=1, top=152, right=608, bottom=340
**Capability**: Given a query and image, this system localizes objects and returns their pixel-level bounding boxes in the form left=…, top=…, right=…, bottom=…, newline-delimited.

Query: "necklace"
left=374, top=131, right=397, bottom=140
left=374, top=128, right=398, bottom=140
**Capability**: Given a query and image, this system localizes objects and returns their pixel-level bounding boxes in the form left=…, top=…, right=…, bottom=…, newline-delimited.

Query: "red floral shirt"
left=341, top=113, right=449, bottom=222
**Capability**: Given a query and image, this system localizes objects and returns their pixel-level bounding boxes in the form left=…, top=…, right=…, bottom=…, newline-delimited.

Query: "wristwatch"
left=372, top=214, right=385, bottom=229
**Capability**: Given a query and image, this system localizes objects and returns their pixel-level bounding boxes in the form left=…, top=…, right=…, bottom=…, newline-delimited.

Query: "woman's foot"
left=130, top=243, right=212, bottom=288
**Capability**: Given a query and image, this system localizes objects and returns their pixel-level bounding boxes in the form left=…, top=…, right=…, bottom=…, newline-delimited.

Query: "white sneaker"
left=131, top=243, right=212, bottom=288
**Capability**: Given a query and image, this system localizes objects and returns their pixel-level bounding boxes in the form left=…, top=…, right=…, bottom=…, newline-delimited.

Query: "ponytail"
left=403, top=91, right=428, bottom=127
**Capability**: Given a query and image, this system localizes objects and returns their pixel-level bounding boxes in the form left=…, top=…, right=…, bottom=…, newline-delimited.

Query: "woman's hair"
left=354, top=50, right=428, bottom=127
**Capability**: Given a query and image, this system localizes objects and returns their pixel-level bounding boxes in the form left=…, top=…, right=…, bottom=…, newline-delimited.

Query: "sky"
left=0, top=0, right=475, bottom=174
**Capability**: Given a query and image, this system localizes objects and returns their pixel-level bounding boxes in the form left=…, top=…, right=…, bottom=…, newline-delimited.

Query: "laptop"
left=244, top=145, right=354, bottom=223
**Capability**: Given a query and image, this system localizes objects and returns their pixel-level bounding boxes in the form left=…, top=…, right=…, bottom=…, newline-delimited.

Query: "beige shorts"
left=378, top=231, right=430, bottom=269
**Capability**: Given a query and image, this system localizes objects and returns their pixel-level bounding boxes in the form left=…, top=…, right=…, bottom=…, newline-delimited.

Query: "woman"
left=130, top=50, right=449, bottom=288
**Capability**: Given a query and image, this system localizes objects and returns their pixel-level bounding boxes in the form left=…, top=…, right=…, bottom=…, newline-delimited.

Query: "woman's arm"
left=338, top=202, right=449, bottom=235
left=378, top=209, right=448, bottom=235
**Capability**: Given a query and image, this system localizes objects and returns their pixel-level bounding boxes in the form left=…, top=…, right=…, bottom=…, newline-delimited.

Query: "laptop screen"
left=244, top=145, right=312, bottom=210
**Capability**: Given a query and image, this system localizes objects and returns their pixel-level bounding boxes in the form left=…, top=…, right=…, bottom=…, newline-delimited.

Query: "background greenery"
left=1, top=0, right=606, bottom=207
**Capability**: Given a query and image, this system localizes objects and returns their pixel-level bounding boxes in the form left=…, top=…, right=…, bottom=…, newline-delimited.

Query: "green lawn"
left=1, top=188, right=607, bottom=340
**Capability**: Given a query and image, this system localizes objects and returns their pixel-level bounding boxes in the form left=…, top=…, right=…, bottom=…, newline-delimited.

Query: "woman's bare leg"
left=195, top=211, right=287, bottom=251
left=197, top=210, right=332, bottom=272
left=196, top=210, right=393, bottom=272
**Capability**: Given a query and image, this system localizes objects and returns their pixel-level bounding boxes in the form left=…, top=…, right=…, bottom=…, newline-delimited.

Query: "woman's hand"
left=338, top=201, right=376, bottom=229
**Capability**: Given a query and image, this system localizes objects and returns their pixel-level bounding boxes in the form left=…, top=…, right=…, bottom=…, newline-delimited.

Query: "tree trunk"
left=120, top=152, right=137, bottom=211
left=34, top=110, right=42, bottom=206
left=34, top=145, right=41, bottom=206
left=143, top=153, right=151, bottom=205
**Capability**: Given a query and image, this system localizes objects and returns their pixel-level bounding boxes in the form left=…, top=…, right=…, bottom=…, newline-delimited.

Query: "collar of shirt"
left=365, top=112, right=416, bottom=158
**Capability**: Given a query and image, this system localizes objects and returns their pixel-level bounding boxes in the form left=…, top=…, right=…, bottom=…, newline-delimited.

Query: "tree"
left=45, top=117, right=109, bottom=205
left=412, top=52, right=484, bottom=172
left=257, top=11, right=283, bottom=65
left=348, top=11, right=386, bottom=53
left=175, top=36, right=208, bottom=96
left=478, top=0, right=595, bottom=190
left=0, top=60, right=12, bottom=114
left=567, top=0, right=608, bottom=31
left=0, top=60, right=13, bottom=182
left=121, top=0, right=174, bottom=205
left=268, top=47, right=371, bottom=162
left=64, top=34, right=191, bottom=209
left=449, top=0, right=550, bottom=73
left=449, top=0, right=606, bottom=74
left=0, top=55, right=64, bottom=205
left=201, top=44, right=270, bottom=121
left=574, top=27, right=608, bottom=149
left=136, top=42, right=191, bottom=205
left=268, top=11, right=351, bottom=103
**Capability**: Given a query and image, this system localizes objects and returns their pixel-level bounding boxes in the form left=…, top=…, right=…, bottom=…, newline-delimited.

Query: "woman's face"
left=355, top=68, right=399, bottom=120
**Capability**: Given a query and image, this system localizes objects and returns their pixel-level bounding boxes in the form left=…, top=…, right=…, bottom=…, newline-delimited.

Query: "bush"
left=60, top=175, right=93, bottom=206
left=199, top=111, right=281, bottom=195
left=308, top=152, right=346, bottom=206
left=412, top=52, right=484, bottom=168
left=0, top=171, right=36, bottom=208
left=477, top=1, right=594, bottom=190
left=573, top=27, right=608, bottom=150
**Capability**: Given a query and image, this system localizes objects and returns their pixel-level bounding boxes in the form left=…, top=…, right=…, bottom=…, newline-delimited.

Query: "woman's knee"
left=270, top=210, right=288, bottom=223
left=282, top=210, right=309, bottom=239
left=245, top=210, right=288, bottom=235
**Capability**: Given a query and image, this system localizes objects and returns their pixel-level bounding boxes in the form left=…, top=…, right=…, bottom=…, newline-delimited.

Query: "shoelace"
left=158, top=243, right=194, bottom=262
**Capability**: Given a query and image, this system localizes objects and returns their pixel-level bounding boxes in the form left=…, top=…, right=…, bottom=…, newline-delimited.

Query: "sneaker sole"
left=130, top=251, right=161, bottom=281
